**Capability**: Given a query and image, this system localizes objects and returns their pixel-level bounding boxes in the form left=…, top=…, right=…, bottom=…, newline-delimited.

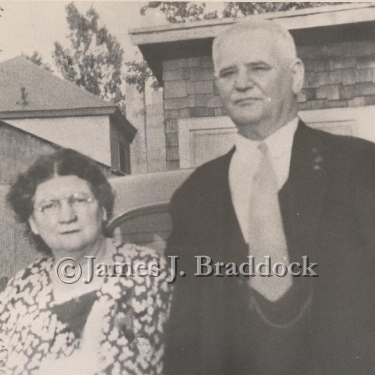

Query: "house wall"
left=126, top=83, right=148, bottom=175
left=145, top=87, right=167, bottom=172
left=6, top=115, right=112, bottom=167
left=126, top=82, right=166, bottom=174
left=162, top=40, right=375, bottom=169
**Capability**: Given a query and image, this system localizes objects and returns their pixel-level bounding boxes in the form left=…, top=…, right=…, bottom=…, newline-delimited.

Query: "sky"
left=0, top=1, right=169, bottom=66
left=0, top=1, right=225, bottom=68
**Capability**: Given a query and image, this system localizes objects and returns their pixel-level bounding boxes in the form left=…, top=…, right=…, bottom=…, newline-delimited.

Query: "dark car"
left=107, top=169, right=193, bottom=253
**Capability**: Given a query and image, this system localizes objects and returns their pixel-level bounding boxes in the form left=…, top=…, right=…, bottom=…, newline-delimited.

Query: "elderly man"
left=164, top=20, right=375, bottom=375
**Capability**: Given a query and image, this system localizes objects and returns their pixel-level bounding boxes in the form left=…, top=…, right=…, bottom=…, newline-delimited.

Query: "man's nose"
left=235, top=69, right=253, bottom=91
left=58, top=200, right=77, bottom=223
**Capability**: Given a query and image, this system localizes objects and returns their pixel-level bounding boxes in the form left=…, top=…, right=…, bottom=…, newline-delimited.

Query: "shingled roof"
left=0, top=56, right=115, bottom=116
left=0, top=56, right=136, bottom=139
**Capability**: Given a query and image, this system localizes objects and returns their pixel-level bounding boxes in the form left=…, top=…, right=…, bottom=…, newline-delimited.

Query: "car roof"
left=109, top=168, right=194, bottom=220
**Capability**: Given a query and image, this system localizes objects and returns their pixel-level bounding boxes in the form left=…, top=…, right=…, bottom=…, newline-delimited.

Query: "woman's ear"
left=28, top=216, right=40, bottom=235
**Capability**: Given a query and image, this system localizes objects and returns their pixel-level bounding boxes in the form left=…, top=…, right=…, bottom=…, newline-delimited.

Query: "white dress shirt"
left=229, top=117, right=299, bottom=243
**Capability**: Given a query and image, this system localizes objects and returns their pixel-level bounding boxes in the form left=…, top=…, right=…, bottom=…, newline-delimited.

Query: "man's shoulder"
left=307, top=125, right=375, bottom=151
left=172, top=148, right=234, bottom=203
left=300, top=124, right=375, bottom=164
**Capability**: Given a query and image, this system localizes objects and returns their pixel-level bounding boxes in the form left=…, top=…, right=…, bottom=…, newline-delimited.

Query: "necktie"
left=248, top=142, right=292, bottom=302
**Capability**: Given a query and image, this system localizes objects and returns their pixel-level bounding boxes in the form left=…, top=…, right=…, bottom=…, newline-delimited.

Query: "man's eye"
left=253, top=66, right=269, bottom=71
left=220, top=70, right=235, bottom=78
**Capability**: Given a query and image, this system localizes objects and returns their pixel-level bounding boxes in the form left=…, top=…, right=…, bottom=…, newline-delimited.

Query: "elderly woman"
left=0, top=149, right=171, bottom=375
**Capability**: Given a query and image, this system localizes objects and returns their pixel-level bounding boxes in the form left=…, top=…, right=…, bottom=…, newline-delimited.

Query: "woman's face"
left=28, top=175, right=106, bottom=256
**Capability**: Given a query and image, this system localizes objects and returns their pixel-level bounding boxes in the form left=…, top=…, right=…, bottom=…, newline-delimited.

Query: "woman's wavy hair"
left=7, top=148, right=115, bottom=255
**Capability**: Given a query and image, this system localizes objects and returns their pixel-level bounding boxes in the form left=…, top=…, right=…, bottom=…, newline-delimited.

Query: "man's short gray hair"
left=212, top=19, right=297, bottom=74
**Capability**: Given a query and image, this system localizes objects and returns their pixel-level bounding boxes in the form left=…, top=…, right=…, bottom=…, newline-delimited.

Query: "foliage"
left=54, top=3, right=125, bottom=110
left=140, top=2, right=344, bottom=22
left=25, top=52, right=53, bottom=72
left=125, top=60, right=159, bottom=93
left=222, top=2, right=344, bottom=18
left=140, top=2, right=217, bottom=23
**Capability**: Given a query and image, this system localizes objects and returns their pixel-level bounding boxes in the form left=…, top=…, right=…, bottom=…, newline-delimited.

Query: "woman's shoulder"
left=1, top=257, right=53, bottom=297
left=115, top=242, right=167, bottom=264
left=0, top=257, right=52, bottom=315
left=4, top=257, right=52, bottom=285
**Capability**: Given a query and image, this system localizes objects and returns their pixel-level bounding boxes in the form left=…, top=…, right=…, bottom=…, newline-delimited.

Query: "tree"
left=140, top=2, right=343, bottom=22
left=125, top=60, right=159, bottom=93
left=25, top=51, right=53, bottom=72
left=140, top=2, right=217, bottom=23
left=54, top=3, right=125, bottom=112
left=221, top=2, right=344, bottom=18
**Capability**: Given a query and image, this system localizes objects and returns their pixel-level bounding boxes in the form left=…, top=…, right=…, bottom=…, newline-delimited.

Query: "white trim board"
left=178, top=106, right=375, bottom=168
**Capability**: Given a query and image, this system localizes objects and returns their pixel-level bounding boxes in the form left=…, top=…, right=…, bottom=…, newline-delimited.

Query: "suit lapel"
left=191, top=148, right=247, bottom=263
left=280, top=121, right=329, bottom=254
left=213, top=149, right=248, bottom=263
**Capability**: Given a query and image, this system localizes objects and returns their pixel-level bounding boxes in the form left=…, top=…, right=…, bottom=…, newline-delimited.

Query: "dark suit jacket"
left=164, top=121, right=375, bottom=375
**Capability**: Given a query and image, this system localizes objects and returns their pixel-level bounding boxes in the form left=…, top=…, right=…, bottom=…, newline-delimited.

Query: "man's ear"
left=291, top=58, right=305, bottom=95
left=28, top=216, right=39, bottom=235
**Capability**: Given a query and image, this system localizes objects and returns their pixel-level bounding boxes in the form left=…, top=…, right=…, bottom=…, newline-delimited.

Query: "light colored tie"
left=248, top=142, right=293, bottom=302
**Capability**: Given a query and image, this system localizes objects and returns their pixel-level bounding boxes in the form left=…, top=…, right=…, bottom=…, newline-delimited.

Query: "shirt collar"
left=234, top=117, right=299, bottom=160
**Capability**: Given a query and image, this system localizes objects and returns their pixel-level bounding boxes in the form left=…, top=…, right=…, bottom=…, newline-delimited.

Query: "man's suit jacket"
left=164, top=121, right=375, bottom=375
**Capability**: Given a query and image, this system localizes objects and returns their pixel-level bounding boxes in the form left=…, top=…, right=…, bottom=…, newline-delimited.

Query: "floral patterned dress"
left=0, top=241, right=172, bottom=375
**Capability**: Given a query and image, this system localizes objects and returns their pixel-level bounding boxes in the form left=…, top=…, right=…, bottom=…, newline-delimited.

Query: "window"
left=109, top=206, right=171, bottom=254
left=119, top=141, right=131, bottom=174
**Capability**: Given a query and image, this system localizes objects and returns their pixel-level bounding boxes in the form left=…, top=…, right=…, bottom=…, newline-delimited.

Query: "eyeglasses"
left=33, top=192, right=96, bottom=217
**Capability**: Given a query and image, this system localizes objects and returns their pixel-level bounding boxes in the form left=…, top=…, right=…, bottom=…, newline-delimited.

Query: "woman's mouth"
left=60, top=229, right=80, bottom=235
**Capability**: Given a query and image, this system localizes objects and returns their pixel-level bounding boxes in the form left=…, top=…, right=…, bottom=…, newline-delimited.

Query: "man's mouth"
left=234, top=98, right=262, bottom=105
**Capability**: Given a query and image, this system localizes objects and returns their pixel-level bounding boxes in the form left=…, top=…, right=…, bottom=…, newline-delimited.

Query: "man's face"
left=214, top=29, right=300, bottom=138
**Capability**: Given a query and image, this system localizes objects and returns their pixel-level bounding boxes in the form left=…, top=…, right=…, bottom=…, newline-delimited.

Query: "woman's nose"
left=58, top=200, right=77, bottom=223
